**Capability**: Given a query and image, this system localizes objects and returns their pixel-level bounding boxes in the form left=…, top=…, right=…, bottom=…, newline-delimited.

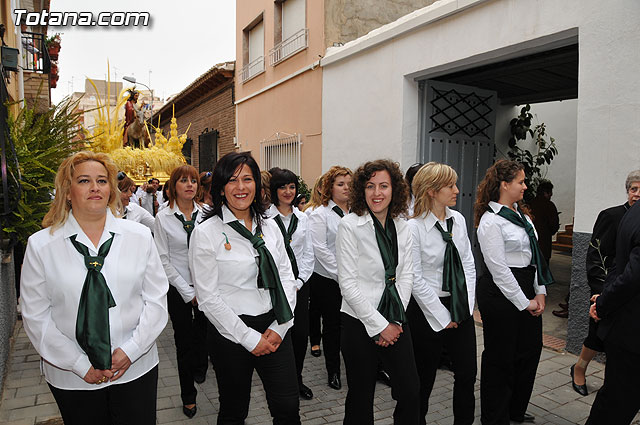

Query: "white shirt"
left=154, top=202, right=203, bottom=303
left=123, top=203, right=154, bottom=231
left=477, top=201, right=547, bottom=311
left=336, top=213, right=414, bottom=337
left=137, top=190, right=162, bottom=216
left=409, top=208, right=476, bottom=331
left=267, top=204, right=315, bottom=289
left=20, top=211, right=169, bottom=390
left=309, top=200, right=346, bottom=280
left=189, top=206, right=297, bottom=352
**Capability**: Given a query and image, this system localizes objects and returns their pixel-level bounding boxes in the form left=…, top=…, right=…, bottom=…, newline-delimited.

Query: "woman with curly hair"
left=335, top=159, right=418, bottom=424
left=407, top=162, right=476, bottom=425
left=308, top=165, right=352, bottom=389
left=474, top=159, right=553, bottom=424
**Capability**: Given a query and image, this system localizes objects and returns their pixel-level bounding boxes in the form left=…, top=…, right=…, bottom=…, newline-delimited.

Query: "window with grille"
left=260, top=132, right=301, bottom=174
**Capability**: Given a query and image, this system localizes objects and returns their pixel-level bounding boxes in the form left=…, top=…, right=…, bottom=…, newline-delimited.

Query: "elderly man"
left=586, top=180, right=640, bottom=424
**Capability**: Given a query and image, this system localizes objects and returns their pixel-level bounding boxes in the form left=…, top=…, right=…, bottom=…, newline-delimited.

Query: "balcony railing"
left=240, top=56, right=265, bottom=83
left=20, top=31, right=50, bottom=73
left=269, top=28, right=308, bottom=66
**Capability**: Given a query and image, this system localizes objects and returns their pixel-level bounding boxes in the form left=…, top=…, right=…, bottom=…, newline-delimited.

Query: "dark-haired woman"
left=474, top=159, right=553, bottom=424
left=268, top=168, right=315, bottom=400
left=154, top=165, right=207, bottom=419
left=118, top=175, right=154, bottom=231
left=189, top=152, right=300, bottom=424
left=407, top=162, right=476, bottom=425
left=336, top=159, right=419, bottom=424
left=308, top=166, right=352, bottom=389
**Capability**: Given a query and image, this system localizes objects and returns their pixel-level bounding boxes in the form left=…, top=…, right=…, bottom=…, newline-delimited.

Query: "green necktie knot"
left=175, top=211, right=198, bottom=247
left=85, top=256, right=105, bottom=272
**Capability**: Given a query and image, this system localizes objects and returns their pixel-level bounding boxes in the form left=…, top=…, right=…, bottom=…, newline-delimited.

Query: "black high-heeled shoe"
left=183, top=404, right=197, bottom=419
left=570, top=364, right=588, bottom=396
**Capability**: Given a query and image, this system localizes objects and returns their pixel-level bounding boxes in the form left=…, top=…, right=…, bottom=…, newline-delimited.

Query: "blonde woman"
left=305, top=175, right=325, bottom=357
left=20, top=151, right=168, bottom=425
left=407, top=162, right=476, bottom=425
left=308, top=166, right=352, bottom=389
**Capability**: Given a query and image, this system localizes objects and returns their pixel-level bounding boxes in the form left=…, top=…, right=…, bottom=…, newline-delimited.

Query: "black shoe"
left=570, top=364, right=588, bottom=396
left=299, top=383, right=313, bottom=400
left=182, top=405, right=197, bottom=419
left=377, top=370, right=392, bottom=387
left=328, top=373, right=341, bottom=390
left=194, top=373, right=206, bottom=384
left=511, top=413, right=535, bottom=423
left=311, top=346, right=322, bottom=357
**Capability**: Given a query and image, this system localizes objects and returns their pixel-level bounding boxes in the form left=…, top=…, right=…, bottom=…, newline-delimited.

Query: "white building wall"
left=321, top=0, right=640, bottom=233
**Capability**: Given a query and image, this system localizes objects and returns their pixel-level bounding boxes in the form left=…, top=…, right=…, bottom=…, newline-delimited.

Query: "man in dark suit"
left=586, top=200, right=640, bottom=424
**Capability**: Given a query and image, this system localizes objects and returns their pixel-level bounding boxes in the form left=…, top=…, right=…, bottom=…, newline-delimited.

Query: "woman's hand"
left=590, top=294, right=600, bottom=321
left=262, top=329, right=283, bottom=351
left=445, top=321, right=458, bottom=329
left=190, top=297, right=198, bottom=306
left=110, top=348, right=132, bottom=382
left=533, top=294, right=546, bottom=316
left=251, top=335, right=276, bottom=356
left=525, top=299, right=540, bottom=316
left=377, top=323, right=403, bottom=347
left=83, top=366, right=113, bottom=385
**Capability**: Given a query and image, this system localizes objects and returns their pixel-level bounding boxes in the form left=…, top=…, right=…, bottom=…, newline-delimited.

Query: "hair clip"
left=222, top=232, right=231, bottom=250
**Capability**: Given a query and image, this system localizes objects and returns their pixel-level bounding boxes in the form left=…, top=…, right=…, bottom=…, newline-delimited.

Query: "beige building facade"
left=235, top=0, right=436, bottom=184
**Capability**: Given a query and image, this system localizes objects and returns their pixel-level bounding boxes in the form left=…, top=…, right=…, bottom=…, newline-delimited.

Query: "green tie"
left=174, top=210, right=198, bottom=247
left=227, top=220, right=294, bottom=324
left=273, top=214, right=299, bottom=280
left=69, top=232, right=117, bottom=370
left=434, top=218, right=470, bottom=323
left=495, top=206, right=555, bottom=286
left=370, top=212, right=406, bottom=325
left=332, top=205, right=344, bottom=218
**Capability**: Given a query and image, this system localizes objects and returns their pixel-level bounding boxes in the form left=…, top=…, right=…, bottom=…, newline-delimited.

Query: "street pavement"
left=1, top=318, right=639, bottom=425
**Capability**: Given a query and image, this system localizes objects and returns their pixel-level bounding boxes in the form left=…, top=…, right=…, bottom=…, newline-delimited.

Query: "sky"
left=47, top=1, right=236, bottom=104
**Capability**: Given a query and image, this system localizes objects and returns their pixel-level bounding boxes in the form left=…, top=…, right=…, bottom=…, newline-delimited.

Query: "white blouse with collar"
left=267, top=204, right=315, bottom=289
left=189, top=206, right=297, bottom=352
left=123, top=202, right=154, bottom=231
left=477, top=201, right=546, bottom=311
left=308, top=200, right=347, bottom=281
left=336, top=213, right=414, bottom=337
left=409, top=208, right=476, bottom=331
left=154, top=202, right=203, bottom=303
left=20, top=210, right=169, bottom=390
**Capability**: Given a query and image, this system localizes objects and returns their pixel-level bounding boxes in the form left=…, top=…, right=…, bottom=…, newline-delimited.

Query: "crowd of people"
left=18, top=150, right=640, bottom=424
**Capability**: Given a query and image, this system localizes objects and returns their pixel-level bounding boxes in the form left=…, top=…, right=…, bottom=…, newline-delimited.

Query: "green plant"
left=45, top=33, right=61, bottom=48
left=507, top=104, right=558, bottom=201
left=1, top=90, right=83, bottom=247
left=298, top=175, right=310, bottom=200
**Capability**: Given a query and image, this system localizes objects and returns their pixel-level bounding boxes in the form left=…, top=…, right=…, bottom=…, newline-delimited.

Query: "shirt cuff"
left=175, top=279, right=196, bottom=303
left=120, top=339, right=142, bottom=363
left=363, top=314, right=389, bottom=338
left=71, top=354, right=92, bottom=378
left=295, top=279, right=305, bottom=291
left=240, top=329, right=262, bottom=352
left=513, top=293, right=531, bottom=311
left=268, top=320, right=293, bottom=341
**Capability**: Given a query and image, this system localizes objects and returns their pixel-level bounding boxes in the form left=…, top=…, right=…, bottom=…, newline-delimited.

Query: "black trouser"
left=477, top=266, right=542, bottom=425
left=340, top=313, right=420, bottom=425
left=586, top=340, right=640, bottom=425
left=208, top=311, right=300, bottom=425
left=308, top=272, right=342, bottom=376
left=308, top=274, right=322, bottom=347
left=167, top=285, right=209, bottom=405
left=48, top=365, right=158, bottom=425
left=407, top=297, right=477, bottom=425
left=292, top=281, right=310, bottom=386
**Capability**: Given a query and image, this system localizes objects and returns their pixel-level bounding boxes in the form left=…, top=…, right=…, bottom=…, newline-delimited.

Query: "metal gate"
left=418, top=80, right=497, bottom=246
left=198, top=130, right=218, bottom=172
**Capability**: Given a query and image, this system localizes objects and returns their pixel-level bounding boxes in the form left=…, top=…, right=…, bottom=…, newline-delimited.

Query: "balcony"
left=240, top=56, right=265, bottom=83
left=269, top=28, right=308, bottom=66
left=20, top=32, right=50, bottom=73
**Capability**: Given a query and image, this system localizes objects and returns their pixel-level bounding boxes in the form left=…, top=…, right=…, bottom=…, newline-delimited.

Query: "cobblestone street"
left=2, top=318, right=639, bottom=424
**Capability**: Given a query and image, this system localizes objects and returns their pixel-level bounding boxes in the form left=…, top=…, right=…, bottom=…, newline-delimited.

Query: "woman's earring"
left=66, top=200, right=72, bottom=208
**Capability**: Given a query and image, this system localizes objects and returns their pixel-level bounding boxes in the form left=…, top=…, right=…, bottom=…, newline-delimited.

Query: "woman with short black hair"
left=189, top=152, right=300, bottom=424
